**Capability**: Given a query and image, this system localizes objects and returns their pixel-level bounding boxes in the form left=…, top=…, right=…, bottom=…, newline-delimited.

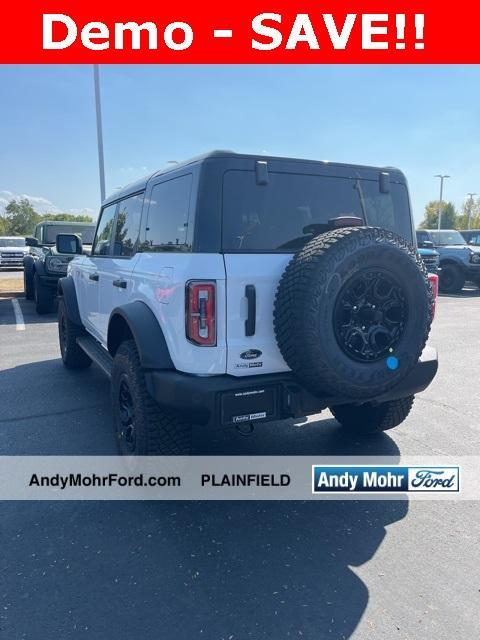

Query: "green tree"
left=4, top=198, right=40, bottom=235
left=419, top=200, right=457, bottom=229
left=457, top=197, right=480, bottom=230
left=40, top=213, right=93, bottom=223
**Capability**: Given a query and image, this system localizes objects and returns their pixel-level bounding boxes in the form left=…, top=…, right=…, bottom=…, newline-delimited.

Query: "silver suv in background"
left=0, top=237, right=28, bottom=268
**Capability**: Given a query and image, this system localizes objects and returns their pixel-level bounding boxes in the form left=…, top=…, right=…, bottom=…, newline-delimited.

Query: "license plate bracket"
left=220, top=385, right=279, bottom=426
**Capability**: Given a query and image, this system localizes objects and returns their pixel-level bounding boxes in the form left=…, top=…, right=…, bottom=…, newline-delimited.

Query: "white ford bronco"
left=57, top=151, right=438, bottom=455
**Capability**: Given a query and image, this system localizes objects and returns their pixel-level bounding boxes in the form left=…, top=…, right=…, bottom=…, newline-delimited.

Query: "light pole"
left=434, top=174, right=450, bottom=230
left=466, top=193, right=477, bottom=230
left=93, top=64, right=106, bottom=203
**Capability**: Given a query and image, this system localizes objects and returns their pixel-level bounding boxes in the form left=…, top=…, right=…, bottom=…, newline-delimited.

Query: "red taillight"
left=428, top=274, right=439, bottom=319
left=186, top=281, right=216, bottom=346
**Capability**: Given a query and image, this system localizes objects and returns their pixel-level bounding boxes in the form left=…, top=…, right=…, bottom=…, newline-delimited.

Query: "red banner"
left=0, top=1, right=478, bottom=63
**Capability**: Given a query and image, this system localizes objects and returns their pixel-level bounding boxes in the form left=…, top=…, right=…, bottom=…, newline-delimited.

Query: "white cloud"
left=0, top=190, right=96, bottom=218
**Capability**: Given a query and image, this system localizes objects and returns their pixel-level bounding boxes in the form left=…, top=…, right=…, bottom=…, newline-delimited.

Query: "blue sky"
left=0, top=64, right=479, bottom=223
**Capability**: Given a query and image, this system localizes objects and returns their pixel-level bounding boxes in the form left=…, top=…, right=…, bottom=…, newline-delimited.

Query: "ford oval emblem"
left=240, top=349, right=262, bottom=360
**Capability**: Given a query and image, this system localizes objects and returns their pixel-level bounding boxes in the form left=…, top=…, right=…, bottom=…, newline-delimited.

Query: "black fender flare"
left=108, top=302, right=174, bottom=370
left=57, top=276, right=83, bottom=326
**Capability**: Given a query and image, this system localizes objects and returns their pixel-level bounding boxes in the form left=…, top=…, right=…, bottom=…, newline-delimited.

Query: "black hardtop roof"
left=102, top=150, right=406, bottom=207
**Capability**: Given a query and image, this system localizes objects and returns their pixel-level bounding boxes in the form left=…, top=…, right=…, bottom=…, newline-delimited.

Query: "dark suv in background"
left=416, top=229, right=480, bottom=293
left=23, top=220, right=96, bottom=314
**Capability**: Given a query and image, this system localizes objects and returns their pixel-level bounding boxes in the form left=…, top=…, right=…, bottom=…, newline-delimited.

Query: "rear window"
left=222, top=170, right=412, bottom=252
left=44, top=225, right=95, bottom=245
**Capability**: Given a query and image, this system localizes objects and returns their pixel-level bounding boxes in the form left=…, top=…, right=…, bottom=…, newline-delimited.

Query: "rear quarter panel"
left=131, top=253, right=227, bottom=375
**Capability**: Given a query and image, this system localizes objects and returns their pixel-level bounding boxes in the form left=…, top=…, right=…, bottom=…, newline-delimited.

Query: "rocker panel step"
left=76, top=336, right=113, bottom=378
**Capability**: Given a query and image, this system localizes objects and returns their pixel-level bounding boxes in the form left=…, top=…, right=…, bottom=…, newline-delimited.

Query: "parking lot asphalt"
left=1, top=287, right=479, bottom=639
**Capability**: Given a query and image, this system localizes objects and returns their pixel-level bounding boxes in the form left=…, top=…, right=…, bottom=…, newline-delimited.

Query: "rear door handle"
left=113, top=279, right=127, bottom=289
left=89, top=273, right=99, bottom=282
left=245, top=285, right=256, bottom=336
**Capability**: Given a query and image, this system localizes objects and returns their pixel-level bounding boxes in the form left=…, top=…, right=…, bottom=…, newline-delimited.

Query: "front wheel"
left=111, top=340, right=192, bottom=455
left=58, top=297, right=92, bottom=369
left=439, top=264, right=465, bottom=294
left=331, top=396, right=415, bottom=434
left=34, top=273, right=54, bottom=314
left=23, top=264, right=34, bottom=300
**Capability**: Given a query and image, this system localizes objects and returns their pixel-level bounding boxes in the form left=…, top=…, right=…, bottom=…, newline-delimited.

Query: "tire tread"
left=331, top=395, right=415, bottom=433
left=112, top=340, right=192, bottom=455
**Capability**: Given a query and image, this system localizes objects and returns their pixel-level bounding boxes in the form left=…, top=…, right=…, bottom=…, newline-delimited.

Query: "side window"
left=143, top=175, right=193, bottom=252
left=416, top=231, right=428, bottom=244
left=92, top=204, right=117, bottom=256
left=112, top=193, right=144, bottom=257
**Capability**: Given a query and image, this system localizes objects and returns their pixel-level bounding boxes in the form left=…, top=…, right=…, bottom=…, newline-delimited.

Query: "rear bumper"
left=145, top=346, right=438, bottom=429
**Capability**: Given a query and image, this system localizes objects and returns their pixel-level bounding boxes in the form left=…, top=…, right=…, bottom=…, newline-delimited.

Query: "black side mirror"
left=56, top=233, right=83, bottom=255
left=25, top=236, right=39, bottom=247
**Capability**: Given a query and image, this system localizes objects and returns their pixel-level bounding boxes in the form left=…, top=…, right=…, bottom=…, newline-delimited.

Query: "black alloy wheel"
left=333, top=269, right=408, bottom=362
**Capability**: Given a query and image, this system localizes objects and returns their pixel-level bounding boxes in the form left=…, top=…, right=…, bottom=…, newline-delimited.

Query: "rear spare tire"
left=274, top=227, right=433, bottom=400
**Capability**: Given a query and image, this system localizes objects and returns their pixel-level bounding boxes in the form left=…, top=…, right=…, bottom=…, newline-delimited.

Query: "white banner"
left=0, top=456, right=478, bottom=500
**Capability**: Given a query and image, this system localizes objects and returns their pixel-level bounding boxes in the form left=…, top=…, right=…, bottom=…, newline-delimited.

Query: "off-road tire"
left=58, top=297, right=92, bottom=369
left=112, top=340, right=192, bottom=455
left=34, top=273, right=54, bottom=314
left=23, top=262, right=35, bottom=300
left=274, top=227, right=433, bottom=400
left=331, top=395, right=415, bottom=434
left=439, top=263, right=465, bottom=294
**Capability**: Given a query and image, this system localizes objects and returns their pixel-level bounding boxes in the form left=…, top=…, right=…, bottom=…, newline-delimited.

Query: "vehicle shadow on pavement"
left=3, top=496, right=408, bottom=640
left=196, top=415, right=401, bottom=457
left=1, top=365, right=407, bottom=640
left=1, top=305, right=408, bottom=639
